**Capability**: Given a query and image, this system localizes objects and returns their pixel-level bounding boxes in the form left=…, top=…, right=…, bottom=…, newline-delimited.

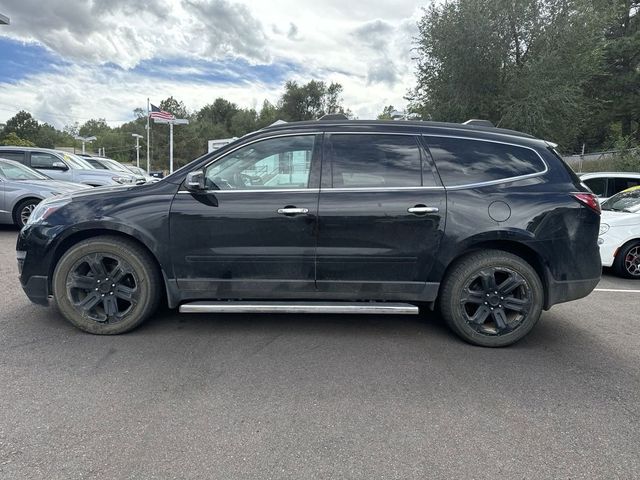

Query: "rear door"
left=315, top=133, right=446, bottom=301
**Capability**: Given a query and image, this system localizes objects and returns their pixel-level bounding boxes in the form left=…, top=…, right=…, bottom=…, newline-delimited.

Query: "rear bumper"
left=545, top=275, right=600, bottom=309
left=20, top=274, right=50, bottom=306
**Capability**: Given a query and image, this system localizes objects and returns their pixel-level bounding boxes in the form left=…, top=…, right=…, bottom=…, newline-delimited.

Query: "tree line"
left=1, top=0, right=638, bottom=165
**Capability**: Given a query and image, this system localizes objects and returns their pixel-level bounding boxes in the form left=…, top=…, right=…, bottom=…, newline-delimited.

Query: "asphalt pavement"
left=0, top=225, right=638, bottom=479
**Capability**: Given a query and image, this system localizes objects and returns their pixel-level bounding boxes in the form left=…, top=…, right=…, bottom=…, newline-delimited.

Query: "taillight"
left=572, top=192, right=601, bottom=214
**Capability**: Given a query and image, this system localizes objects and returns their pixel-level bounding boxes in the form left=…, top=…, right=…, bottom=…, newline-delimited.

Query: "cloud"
left=0, top=0, right=424, bottom=124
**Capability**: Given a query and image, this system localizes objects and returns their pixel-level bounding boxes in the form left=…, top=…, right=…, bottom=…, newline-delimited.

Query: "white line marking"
left=594, top=288, right=640, bottom=293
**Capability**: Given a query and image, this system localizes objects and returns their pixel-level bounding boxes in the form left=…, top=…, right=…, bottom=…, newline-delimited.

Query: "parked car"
left=0, top=158, right=90, bottom=226
left=0, top=147, right=138, bottom=186
left=123, top=165, right=160, bottom=183
left=83, top=157, right=146, bottom=185
left=598, top=186, right=640, bottom=278
left=580, top=172, right=640, bottom=202
left=17, top=119, right=601, bottom=347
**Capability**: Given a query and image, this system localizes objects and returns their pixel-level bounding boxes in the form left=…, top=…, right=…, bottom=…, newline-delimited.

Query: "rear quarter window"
left=425, top=137, right=546, bottom=187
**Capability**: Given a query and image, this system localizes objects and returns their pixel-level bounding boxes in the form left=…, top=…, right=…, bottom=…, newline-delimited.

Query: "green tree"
left=1, top=132, right=36, bottom=146
left=377, top=105, right=396, bottom=120
left=409, top=0, right=606, bottom=149
left=278, top=80, right=347, bottom=121
left=3, top=110, right=40, bottom=143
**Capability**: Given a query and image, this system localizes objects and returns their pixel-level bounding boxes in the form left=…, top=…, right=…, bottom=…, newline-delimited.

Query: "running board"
left=179, top=301, right=419, bottom=315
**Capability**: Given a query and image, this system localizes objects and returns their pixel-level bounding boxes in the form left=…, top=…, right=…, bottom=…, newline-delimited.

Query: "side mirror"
left=52, top=161, right=69, bottom=171
left=185, top=170, right=205, bottom=191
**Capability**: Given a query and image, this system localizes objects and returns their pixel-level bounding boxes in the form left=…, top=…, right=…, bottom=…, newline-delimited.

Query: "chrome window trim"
left=321, top=186, right=445, bottom=193
left=420, top=134, right=549, bottom=190
left=177, top=188, right=318, bottom=194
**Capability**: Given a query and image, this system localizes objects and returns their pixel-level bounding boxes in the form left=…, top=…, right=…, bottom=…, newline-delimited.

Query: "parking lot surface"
left=0, top=225, right=639, bottom=479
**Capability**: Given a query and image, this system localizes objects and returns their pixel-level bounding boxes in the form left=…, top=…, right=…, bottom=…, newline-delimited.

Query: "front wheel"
left=613, top=241, right=640, bottom=279
left=13, top=198, right=40, bottom=227
left=439, top=250, right=544, bottom=347
left=52, top=236, right=161, bottom=334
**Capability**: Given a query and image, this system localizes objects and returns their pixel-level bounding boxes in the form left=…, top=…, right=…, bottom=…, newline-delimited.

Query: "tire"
left=613, top=241, right=640, bottom=279
left=52, top=236, right=162, bottom=334
left=439, top=250, right=544, bottom=347
left=13, top=198, right=41, bottom=227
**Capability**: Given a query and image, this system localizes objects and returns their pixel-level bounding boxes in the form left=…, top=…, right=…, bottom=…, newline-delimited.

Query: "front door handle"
left=407, top=205, right=439, bottom=215
left=277, top=207, right=309, bottom=215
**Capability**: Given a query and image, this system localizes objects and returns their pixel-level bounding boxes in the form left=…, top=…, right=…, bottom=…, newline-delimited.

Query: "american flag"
left=149, top=104, right=175, bottom=120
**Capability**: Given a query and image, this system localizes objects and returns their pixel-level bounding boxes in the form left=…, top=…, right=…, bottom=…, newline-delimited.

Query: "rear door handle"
left=407, top=205, right=439, bottom=215
left=277, top=207, right=309, bottom=215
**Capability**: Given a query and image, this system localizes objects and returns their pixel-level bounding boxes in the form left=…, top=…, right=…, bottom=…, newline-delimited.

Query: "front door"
left=170, top=134, right=322, bottom=299
left=316, top=133, right=446, bottom=301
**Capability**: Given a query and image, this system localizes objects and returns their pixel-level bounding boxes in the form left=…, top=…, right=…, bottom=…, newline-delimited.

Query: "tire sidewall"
left=442, top=252, right=544, bottom=347
left=52, top=239, right=155, bottom=334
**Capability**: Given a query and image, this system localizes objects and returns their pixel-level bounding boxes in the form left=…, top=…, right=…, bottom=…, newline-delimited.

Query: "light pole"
left=74, top=135, right=97, bottom=154
left=152, top=118, right=189, bottom=174
left=131, top=134, right=143, bottom=168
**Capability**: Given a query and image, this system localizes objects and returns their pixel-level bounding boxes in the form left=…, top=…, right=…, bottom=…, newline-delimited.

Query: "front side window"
left=30, top=152, right=62, bottom=169
left=328, top=134, right=425, bottom=188
left=204, top=135, right=314, bottom=190
left=426, top=137, right=545, bottom=187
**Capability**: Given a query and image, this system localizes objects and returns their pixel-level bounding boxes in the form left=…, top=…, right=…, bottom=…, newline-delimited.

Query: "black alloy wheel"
left=440, top=250, right=543, bottom=347
left=52, top=236, right=161, bottom=334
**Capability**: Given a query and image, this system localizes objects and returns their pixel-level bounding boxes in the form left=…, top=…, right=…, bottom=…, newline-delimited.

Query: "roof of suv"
left=255, top=119, right=548, bottom=146
left=0, top=146, right=68, bottom=154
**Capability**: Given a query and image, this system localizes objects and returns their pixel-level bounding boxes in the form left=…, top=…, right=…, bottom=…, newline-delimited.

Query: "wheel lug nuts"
left=111, top=284, right=115, bottom=287
left=95, top=288, right=99, bottom=291
left=97, top=280, right=101, bottom=283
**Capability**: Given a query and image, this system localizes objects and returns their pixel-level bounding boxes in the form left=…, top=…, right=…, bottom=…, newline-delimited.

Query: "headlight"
left=599, top=223, right=610, bottom=235
left=112, top=176, right=135, bottom=184
left=27, top=197, right=71, bottom=225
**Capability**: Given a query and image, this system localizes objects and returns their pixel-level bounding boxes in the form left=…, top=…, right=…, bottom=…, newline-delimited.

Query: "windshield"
left=99, top=158, right=131, bottom=173
left=0, top=160, right=50, bottom=180
left=601, top=189, right=640, bottom=213
left=63, top=153, right=96, bottom=169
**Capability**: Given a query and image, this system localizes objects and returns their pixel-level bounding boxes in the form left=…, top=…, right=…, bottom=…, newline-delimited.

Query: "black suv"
left=17, top=120, right=601, bottom=347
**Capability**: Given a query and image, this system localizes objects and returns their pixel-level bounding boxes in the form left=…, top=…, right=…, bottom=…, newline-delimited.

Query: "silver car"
left=83, top=157, right=147, bottom=185
left=0, top=147, right=138, bottom=186
left=0, top=158, right=90, bottom=226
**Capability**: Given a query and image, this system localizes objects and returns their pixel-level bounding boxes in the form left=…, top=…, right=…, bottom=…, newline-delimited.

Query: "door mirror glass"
left=185, top=170, right=205, bottom=191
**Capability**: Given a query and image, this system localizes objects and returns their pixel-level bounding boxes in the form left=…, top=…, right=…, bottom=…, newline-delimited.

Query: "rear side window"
left=328, top=134, right=430, bottom=188
left=0, top=151, right=25, bottom=163
left=426, top=137, right=545, bottom=187
left=611, top=178, right=640, bottom=196
left=583, top=178, right=607, bottom=197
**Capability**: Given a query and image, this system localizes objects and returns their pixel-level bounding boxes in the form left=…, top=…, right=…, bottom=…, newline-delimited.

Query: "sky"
left=0, top=0, right=425, bottom=129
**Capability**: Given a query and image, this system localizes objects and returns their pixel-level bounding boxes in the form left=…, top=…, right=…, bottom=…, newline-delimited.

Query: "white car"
left=598, top=186, right=640, bottom=278
left=580, top=172, right=640, bottom=202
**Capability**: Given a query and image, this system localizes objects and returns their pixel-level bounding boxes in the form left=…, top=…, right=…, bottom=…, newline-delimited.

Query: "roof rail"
left=463, top=119, right=494, bottom=127
left=319, top=113, right=349, bottom=121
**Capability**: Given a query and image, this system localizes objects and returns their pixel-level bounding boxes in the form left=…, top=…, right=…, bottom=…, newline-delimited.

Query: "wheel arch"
left=49, top=227, right=172, bottom=307
left=441, top=238, right=550, bottom=309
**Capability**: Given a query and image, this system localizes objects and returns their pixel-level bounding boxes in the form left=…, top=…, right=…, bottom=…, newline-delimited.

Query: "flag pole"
left=146, top=98, right=150, bottom=173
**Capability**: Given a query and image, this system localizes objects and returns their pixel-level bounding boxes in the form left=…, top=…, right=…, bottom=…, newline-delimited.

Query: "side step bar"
left=179, top=301, right=419, bottom=315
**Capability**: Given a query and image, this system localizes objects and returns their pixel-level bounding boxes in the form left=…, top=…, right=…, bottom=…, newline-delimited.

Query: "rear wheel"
left=613, top=241, right=640, bottom=279
left=439, top=250, right=544, bottom=347
left=52, top=236, right=161, bottom=334
left=13, top=198, right=40, bottom=227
